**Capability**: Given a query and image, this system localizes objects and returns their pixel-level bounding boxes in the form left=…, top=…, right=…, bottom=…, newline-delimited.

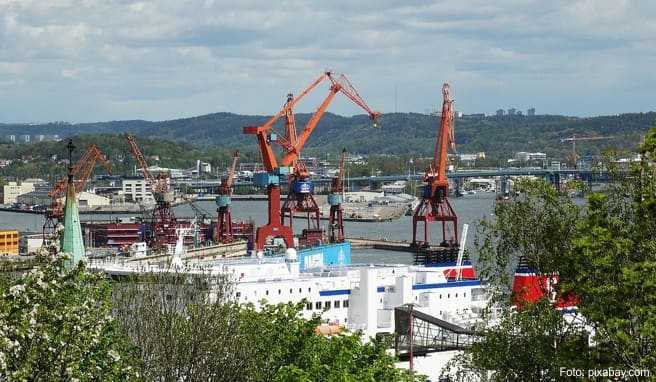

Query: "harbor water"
left=0, top=193, right=496, bottom=265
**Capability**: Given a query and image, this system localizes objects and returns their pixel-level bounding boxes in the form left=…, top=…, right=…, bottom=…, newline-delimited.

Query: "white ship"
left=91, top=253, right=486, bottom=338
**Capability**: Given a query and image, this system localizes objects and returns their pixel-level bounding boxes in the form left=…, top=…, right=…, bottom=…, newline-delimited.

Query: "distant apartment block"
left=1, top=180, right=41, bottom=204
left=514, top=152, right=547, bottom=162
left=458, top=152, right=486, bottom=166
left=122, top=178, right=155, bottom=203
left=496, top=109, right=505, bottom=116
left=527, top=107, right=536, bottom=116
left=507, top=108, right=516, bottom=116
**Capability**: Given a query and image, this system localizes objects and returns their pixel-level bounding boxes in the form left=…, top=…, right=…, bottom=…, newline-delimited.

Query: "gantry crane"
left=243, top=71, right=379, bottom=251
left=412, top=83, right=458, bottom=248
left=124, top=133, right=177, bottom=247
left=216, top=151, right=239, bottom=243
left=43, top=144, right=112, bottom=237
left=560, top=134, right=613, bottom=168
left=328, top=148, right=348, bottom=243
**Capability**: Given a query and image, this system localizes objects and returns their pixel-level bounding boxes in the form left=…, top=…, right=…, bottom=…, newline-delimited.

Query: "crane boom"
left=331, top=148, right=347, bottom=193
left=222, top=151, right=240, bottom=192
left=124, top=133, right=154, bottom=185
left=431, top=83, right=454, bottom=190
left=244, top=71, right=379, bottom=172
left=48, top=145, right=112, bottom=199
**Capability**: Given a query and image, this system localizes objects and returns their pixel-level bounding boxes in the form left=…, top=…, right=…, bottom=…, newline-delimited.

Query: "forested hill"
left=1, top=111, right=653, bottom=159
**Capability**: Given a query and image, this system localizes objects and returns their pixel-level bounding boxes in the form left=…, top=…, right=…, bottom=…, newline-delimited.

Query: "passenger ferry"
left=89, top=226, right=488, bottom=338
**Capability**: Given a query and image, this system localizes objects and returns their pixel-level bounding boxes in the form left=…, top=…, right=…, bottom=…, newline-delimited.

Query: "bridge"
left=175, top=168, right=611, bottom=194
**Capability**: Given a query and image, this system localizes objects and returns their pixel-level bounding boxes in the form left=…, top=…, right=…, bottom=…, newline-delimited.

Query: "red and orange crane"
left=243, top=71, right=379, bottom=251
left=124, top=133, right=177, bottom=247
left=43, top=144, right=112, bottom=236
left=328, top=148, right=348, bottom=243
left=412, top=83, right=458, bottom=248
left=215, top=151, right=240, bottom=243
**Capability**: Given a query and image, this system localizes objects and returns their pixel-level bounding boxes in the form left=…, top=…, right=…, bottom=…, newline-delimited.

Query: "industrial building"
left=0, top=230, right=19, bottom=255
left=1, top=179, right=46, bottom=204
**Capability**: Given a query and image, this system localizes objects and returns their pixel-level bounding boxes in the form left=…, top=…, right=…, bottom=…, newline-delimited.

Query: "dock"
left=346, top=237, right=461, bottom=265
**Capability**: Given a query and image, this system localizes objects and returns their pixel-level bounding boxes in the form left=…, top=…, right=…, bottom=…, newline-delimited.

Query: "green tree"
left=112, top=271, right=423, bottom=382
left=0, top=256, right=140, bottom=381
left=237, top=302, right=422, bottom=382
left=445, top=127, right=656, bottom=380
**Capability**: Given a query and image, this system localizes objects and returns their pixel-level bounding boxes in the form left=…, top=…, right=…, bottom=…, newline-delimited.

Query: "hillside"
left=1, top=111, right=653, bottom=160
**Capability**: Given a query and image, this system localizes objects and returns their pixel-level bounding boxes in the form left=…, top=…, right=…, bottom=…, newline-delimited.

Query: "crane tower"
left=412, top=83, right=458, bottom=248
left=243, top=71, right=379, bottom=251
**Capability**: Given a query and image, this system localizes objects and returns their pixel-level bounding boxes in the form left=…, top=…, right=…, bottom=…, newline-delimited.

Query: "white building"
left=144, top=166, right=185, bottom=179
left=514, top=152, right=547, bottom=162
left=122, top=178, right=154, bottom=203
left=381, top=181, right=406, bottom=194
left=76, top=191, right=111, bottom=207
left=2, top=181, right=36, bottom=204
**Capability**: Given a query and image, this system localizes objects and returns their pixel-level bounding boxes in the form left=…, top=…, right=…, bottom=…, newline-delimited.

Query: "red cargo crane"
left=243, top=71, right=379, bottom=251
left=328, top=148, right=348, bottom=243
left=124, top=133, right=177, bottom=247
left=216, top=151, right=239, bottom=243
left=412, top=83, right=458, bottom=248
left=43, top=144, right=112, bottom=236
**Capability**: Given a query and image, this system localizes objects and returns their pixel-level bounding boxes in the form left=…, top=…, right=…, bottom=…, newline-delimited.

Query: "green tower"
left=60, top=139, right=85, bottom=268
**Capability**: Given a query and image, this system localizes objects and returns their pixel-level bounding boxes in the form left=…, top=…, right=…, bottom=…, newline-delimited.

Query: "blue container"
left=297, top=242, right=351, bottom=271
left=215, top=195, right=231, bottom=207
left=254, top=172, right=279, bottom=187
left=328, top=193, right=342, bottom=206
left=275, top=166, right=290, bottom=176
left=292, top=180, right=313, bottom=194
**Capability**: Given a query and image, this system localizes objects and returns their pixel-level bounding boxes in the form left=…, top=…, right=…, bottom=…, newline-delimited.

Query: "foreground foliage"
left=112, top=272, right=422, bottom=382
left=0, top=257, right=139, bottom=381
left=445, top=128, right=656, bottom=380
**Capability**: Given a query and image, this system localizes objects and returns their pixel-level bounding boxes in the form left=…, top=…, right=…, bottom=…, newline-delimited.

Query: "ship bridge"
left=394, top=305, right=481, bottom=358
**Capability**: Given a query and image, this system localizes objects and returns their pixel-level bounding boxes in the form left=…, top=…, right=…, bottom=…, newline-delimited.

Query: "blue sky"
left=0, top=0, right=654, bottom=122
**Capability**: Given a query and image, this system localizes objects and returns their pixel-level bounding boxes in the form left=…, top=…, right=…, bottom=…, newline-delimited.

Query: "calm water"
left=0, top=194, right=496, bottom=264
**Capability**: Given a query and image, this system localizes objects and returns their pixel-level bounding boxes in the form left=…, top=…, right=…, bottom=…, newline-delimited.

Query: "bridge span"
left=176, top=168, right=611, bottom=192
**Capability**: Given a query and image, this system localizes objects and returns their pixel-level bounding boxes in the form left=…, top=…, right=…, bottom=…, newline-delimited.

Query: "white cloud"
left=0, top=0, right=654, bottom=122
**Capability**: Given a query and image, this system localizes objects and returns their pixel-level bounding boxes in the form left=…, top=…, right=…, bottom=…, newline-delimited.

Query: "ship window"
left=334, top=300, right=340, bottom=308
left=290, top=288, right=293, bottom=294
left=448, top=294, right=450, bottom=298
left=325, top=301, right=331, bottom=310
left=306, top=302, right=312, bottom=310
left=266, top=290, right=269, bottom=296
left=464, top=292, right=467, bottom=298
left=343, top=300, right=349, bottom=308
left=308, top=287, right=312, bottom=292
left=315, top=301, right=322, bottom=309
left=236, top=292, right=241, bottom=298
left=439, top=294, right=442, bottom=299
left=455, top=293, right=458, bottom=298
left=278, top=289, right=281, bottom=295
left=344, top=318, right=347, bottom=323
left=299, top=288, right=302, bottom=293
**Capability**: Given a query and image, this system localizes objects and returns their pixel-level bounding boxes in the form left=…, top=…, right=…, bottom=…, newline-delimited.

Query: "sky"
left=0, top=0, right=655, bottom=123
